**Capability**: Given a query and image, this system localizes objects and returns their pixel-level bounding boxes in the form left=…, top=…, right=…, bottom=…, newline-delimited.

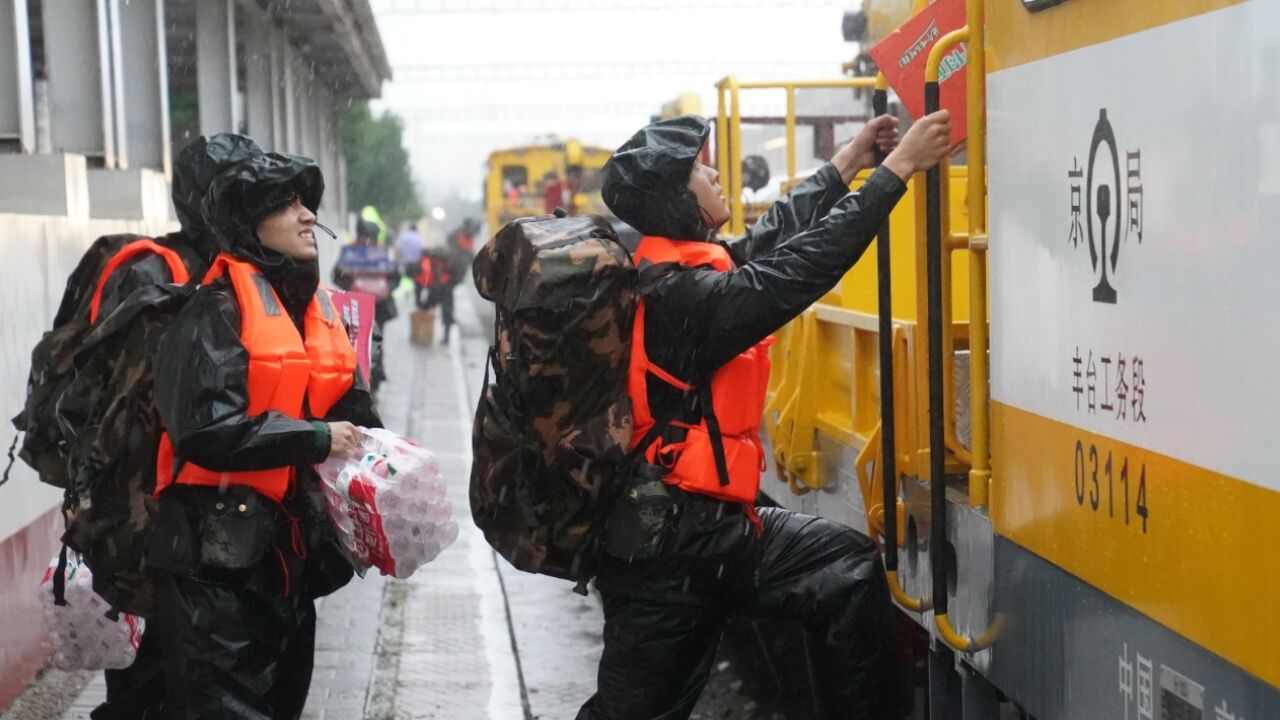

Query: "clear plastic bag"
left=315, top=427, right=459, bottom=578
left=37, top=551, right=144, bottom=670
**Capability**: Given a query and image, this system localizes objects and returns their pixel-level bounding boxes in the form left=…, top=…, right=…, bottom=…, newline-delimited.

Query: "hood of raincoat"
left=601, top=115, right=712, bottom=242
left=172, top=134, right=264, bottom=260
left=202, top=152, right=325, bottom=315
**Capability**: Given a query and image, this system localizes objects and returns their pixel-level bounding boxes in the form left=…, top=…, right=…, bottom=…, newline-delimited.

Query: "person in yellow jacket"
left=148, top=150, right=381, bottom=719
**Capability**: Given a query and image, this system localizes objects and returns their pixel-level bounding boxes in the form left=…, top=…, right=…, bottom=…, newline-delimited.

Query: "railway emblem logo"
left=1068, top=109, right=1144, bottom=304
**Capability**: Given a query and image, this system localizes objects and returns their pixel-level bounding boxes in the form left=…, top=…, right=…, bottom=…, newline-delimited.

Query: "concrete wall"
left=0, top=212, right=176, bottom=535
left=0, top=152, right=176, bottom=709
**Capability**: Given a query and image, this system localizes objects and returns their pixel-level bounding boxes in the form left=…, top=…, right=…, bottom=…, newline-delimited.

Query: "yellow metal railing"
left=923, top=0, right=995, bottom=655
left=715, top=76, right=879, bottom=235
left=963, top=0, right=992, bottom=512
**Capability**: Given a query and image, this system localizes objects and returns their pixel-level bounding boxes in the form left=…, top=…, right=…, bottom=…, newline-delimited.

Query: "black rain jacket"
left=149, top=152, right=379, bottom=592
left=155, top=150, right=379, bottom=480
left=585, top=117, right=910, bottom=719
left=601, top=115, right=907, bottom=419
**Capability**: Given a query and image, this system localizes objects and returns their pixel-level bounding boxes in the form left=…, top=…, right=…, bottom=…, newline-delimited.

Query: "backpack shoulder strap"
left=88, top=239, right=191, bottom=324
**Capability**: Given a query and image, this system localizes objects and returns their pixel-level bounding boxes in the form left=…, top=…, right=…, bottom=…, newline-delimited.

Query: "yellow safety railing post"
left=716, top=78, right=730, bottom=213
left=785, top=85, right=797, bottom=180
left=735, top=78, right=878, bottom=90
left=966, top=0, right=991, bottom=511
left=728, top=77, right=744, bottom=235
left=924, top=12, right=997, bottom=654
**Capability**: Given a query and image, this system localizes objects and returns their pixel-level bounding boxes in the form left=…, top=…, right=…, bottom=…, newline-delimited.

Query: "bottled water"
left=315, top=427, right=459, bottom=578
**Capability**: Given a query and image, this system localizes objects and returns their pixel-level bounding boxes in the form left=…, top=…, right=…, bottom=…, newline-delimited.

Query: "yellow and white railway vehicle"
left=747, top=0, right=1280, bottom=717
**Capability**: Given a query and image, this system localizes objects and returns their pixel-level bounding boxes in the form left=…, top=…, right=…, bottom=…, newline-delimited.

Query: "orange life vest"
left=417, top=255, right=452, bottom=288
left=89, top=239, right=191, bottom=324
left=154, top=254, right=357, bottom=502
left=627, top=236, right=773, bottom=505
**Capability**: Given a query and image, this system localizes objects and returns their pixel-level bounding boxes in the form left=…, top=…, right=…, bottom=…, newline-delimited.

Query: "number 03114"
left=1073, top=439, right=1149, bottom=533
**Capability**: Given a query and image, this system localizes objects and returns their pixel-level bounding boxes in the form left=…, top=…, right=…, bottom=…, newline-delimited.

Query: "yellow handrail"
left=887, top=570, right=933, bottom=613
left=785, top=86, right=796, bottom=179
left=729, top=79, right=744, bottom=235
left=965, top=0, right=991, bottom=510
left=922, top=0, right=998, bottom=654
left=716, top=81, right=730, bottom=216
left=920, top=17, right=990, bottom=504
left=732, top=78, right=879, bottom=90
left=937, top=612, right=1003, bottom=653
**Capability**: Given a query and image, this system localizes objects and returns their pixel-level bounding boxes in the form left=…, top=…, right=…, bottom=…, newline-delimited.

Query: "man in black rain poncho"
left=77, top=133, right=262, bottom=720
left=147, top=151, right=381, bottom=719
left=578, top=109, right=953, bottom=720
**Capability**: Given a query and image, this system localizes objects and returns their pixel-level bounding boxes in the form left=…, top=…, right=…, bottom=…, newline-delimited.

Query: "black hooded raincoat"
left=577, top=116, right=908, bottom=720
left=88, top=134, right=267, bottom=720
left=93, top=135, right=265, bottom=321
left=145, top=151, right=380, bottom=720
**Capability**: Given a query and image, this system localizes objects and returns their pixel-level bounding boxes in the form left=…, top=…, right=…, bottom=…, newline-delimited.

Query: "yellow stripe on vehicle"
left=991, top=401, right=1280, bottom=688
left=987, top=0, right=1249, bottom=72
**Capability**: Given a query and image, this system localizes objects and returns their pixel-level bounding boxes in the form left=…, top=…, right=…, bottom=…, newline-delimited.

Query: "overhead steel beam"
left=311, top=0, right=388, bottom=99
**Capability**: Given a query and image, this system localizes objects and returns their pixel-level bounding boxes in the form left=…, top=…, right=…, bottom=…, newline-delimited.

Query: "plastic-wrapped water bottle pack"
left=37, top=552, right=144, bottom=671
left=316, top=427, right=459, bottom=578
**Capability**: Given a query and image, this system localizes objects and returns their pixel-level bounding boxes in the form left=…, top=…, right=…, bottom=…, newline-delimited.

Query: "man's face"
left=256, top=196, right=318, bottom=261
left=687, top=162, right=730, bottom=230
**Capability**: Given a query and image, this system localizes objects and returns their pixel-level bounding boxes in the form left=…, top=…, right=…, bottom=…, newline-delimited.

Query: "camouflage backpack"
left=58, top=282, right=194, bottom=616
left=9, top=234, right=146, bottom=488
left=471, top=213, right=639, bottom=582
left=9, top=235, right=196, bottom=617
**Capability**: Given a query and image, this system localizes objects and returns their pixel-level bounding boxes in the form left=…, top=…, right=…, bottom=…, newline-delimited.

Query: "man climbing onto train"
left=576, top=108, right=953, bottom=720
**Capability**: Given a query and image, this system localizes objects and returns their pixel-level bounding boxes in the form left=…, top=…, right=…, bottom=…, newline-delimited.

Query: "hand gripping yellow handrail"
left=871, top=70, right=933, bottom=615
left=923, top=0, right=997, bottom=654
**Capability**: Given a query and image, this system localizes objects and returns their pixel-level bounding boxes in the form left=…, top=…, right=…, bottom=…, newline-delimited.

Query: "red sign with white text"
left=869, top=0, right=969, bottom=148
left=327, top=289, right=376, bottom=387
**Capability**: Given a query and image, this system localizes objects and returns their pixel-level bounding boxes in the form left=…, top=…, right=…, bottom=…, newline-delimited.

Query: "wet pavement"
left=7, top=286, right=788, bottom=720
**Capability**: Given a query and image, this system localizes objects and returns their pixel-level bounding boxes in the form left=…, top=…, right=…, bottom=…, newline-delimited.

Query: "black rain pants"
left=139, top=484, right=337, bottom=720
left=150, top=564, right=316, bottom=720
left=576, top=494, right=903, bottom=720
left=418, top=284, right=456, bottom=341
